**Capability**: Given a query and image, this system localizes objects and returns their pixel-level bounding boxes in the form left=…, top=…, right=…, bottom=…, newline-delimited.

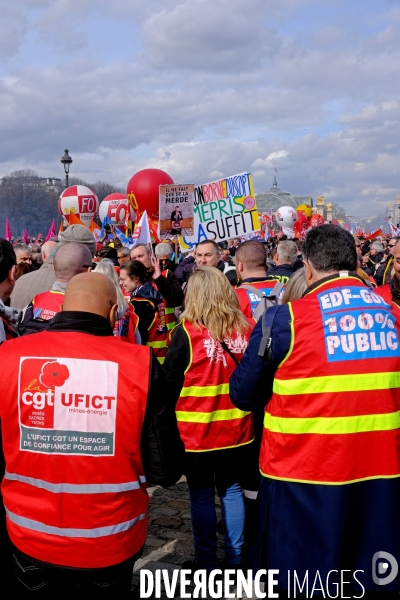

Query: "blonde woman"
left=94, top=259, right=127, bottom=316
left=281, top=267, right=307, bottom=304
left=164, top=266, right=254, bottom=572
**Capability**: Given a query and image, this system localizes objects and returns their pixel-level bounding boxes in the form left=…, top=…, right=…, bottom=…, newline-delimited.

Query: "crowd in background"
left=0, top=224, right=400, bottom=598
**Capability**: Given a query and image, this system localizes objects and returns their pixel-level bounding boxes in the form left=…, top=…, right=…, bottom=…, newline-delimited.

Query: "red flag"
left=366, top=228, right=383, bottom=241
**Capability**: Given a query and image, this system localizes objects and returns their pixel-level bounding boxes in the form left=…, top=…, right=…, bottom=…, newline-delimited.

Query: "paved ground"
left=131, top=477, right=259, bottom=598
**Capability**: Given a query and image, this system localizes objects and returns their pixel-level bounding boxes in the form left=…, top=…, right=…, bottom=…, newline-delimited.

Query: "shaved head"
left=54, top=242, right=92, bottom=282
left=235, top=241, right=266, bottom=270
left=62, top=272, right=117, bottom=320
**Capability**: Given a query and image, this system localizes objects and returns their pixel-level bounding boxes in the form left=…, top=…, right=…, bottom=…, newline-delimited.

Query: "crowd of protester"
left=0, top=224, right=399, bottom=598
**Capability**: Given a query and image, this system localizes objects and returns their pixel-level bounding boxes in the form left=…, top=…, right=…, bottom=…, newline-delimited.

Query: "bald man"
left=20, top=242, right=93, bottom=335
left=0, top=271, right=183, bottom=596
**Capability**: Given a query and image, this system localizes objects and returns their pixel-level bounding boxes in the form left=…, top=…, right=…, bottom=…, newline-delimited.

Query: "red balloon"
left=126, top=168, right=174, bottom=219
left=293, top=211, right=308, bottom=237
left=331, top=219, right=340, bottom=225
left=309, top=214, right=325, bottom=228
left=296, top=211, right=308, bottom=225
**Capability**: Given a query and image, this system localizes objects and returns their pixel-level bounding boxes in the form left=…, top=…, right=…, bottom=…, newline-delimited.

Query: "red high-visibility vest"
left=32, top=290, right=64, bottom=320
left=176, top=320, right=254, bottom=452
left=0, top=331, right=151, bottom=568
left=260, top=276, right=400, bottom=484
left=236, top=279, right=280, bottom=319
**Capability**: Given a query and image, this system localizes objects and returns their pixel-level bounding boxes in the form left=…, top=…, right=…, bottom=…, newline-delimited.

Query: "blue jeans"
left=185, top=447, right=247, bottom=570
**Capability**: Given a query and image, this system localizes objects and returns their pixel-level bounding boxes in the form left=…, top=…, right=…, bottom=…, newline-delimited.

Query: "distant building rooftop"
left=256, top=176, right=312, bottom=213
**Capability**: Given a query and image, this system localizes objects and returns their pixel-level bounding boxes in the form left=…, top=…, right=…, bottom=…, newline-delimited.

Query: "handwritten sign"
left=179, top=172, right=260, bottom=248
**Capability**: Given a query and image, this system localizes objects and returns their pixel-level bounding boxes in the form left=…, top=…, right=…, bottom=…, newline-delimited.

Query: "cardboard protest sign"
left=159, top=184, right=194, bottom=239
left=179, top=173, right=260, bottom=249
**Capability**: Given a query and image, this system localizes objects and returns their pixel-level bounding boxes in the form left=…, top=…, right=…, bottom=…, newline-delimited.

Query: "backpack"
left=240, top=281, right=284, bottom=322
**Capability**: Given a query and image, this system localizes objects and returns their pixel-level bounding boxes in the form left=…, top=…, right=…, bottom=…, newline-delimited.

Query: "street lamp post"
left=60, top=149, right=73, bottom=187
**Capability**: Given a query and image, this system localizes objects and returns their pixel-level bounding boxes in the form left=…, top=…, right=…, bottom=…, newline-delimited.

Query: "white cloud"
left=0, top=0, right=398, bottom=219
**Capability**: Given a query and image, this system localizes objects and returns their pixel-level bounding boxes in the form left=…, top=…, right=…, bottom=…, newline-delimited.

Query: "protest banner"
left=159, top=184, right=195, bottom=239
left=178, top=172, right=260, bottom=249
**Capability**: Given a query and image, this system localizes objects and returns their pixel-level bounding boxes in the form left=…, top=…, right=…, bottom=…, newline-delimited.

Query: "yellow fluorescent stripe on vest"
left=147, top=340, right=167, bottom=348
left=264, top=410, right=400, bottom=435
left=260, top=470, right=400, bottom=486
left=273, top=371, right=400, bottom=396
left=176, top=408, right=251, bottom=423
left=180, top=383, right=229, bottom=397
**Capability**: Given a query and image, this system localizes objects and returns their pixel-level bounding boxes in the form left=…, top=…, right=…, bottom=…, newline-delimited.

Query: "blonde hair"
left=94, top=259, right=128, bottom=315
left=281, top=268, right=307, bottom=304
left=181, top=266, right=250, bottom=340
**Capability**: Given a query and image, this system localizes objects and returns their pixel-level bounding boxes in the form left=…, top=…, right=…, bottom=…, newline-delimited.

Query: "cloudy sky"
left=0, top=0, right=399, bottom=216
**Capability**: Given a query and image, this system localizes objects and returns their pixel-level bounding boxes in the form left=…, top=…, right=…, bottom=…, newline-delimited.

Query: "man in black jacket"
left=267, top=240, right=297, bottom=283
left=0, top=272, right=183, bottom=596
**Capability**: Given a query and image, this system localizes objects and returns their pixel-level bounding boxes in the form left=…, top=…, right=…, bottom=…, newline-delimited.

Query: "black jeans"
left=11, top=545, right=142, bottom=598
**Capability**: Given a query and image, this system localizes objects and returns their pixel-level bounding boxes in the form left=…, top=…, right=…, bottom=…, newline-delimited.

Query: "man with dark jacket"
left=230, top=225, right=400, bottom=598
left=376, top=237, right=399, bottom=286
left=175, top=240, right=236, bottom=285
left=266, top=240, right=297, bottom=283
left=361, top=240, right=385, bottom=284
left=0, top=272, right=183, bottom=596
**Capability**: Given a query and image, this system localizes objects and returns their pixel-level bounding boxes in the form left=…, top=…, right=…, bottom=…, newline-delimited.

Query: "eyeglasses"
left=389, top=244, right=397, bottom=248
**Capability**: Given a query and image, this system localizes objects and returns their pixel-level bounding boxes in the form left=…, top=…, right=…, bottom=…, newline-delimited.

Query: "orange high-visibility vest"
left=1, top=331, right=151, bottom=568
left=176, top=320, right=254, bottom=452
left=260, top=276, right=400, bottom=484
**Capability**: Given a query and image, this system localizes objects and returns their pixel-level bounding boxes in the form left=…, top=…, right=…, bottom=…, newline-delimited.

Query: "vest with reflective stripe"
left=176, top=320, right=254, bottom=452
left=147, top=270, right=176, bottom=364
left=32, top=290, right=64, bottom=320
left=1, top=331, right=151, bottom=568
left=260, top=276, right=400, bottom=484
left=236, top=280, right=279, bottom=319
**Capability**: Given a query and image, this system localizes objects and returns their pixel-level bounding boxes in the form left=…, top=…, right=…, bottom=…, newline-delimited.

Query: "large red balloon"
left=126, top=168, right=174, bottom=219
left=293, top=211, right=308, bottom=237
